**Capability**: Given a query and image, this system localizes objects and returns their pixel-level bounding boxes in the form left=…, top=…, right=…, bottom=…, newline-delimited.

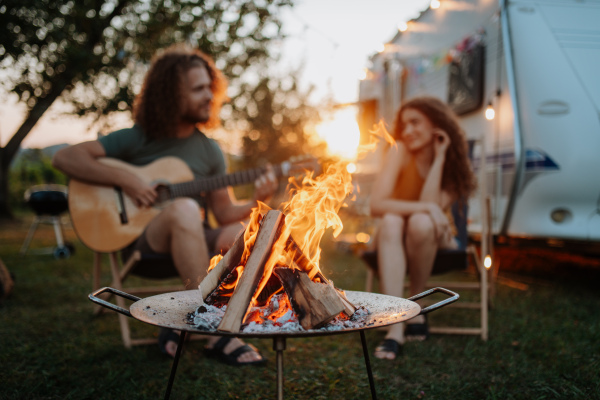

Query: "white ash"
left=189, top=304, right=226, bottom=331
left=187, top=293, right=371, bottom=333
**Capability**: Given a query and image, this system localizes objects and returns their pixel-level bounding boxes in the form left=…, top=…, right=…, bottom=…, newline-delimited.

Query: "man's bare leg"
left=143, top=199, right=262, bottom=363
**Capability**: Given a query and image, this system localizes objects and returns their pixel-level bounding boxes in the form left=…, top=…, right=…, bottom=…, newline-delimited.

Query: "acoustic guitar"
left=68, top=156, right=317, bottom=253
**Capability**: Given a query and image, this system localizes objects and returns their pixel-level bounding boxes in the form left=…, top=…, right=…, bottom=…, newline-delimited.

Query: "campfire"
left=191, top=162, right=361, bottom=333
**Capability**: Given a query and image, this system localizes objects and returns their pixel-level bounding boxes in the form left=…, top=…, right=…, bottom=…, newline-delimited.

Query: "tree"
left=229, top=72, right=325, bottom=169
left=0, top=0, right=293, bottom=218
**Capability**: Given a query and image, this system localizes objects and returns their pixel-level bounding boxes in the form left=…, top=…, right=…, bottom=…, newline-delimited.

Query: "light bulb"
left=485, top=102, right=495, bottom=120
left=484, top=255, right=492, bottom=269
left=431, top=0, right=441, bottom=9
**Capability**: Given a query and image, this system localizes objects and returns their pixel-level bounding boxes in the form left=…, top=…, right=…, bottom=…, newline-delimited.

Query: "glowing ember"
left=188, top=293, right=371, bottom=333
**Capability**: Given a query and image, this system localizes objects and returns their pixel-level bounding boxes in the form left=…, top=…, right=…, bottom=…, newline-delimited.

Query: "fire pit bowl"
left=90, top=286, right=458, bottom=400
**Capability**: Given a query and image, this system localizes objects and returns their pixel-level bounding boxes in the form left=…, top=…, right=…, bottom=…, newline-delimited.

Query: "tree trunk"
left=0, top=148, right=13, bottom=220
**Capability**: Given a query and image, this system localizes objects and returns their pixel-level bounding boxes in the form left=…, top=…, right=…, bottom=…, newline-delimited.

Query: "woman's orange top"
left=392, top=156, right=424, bottom=201
left=391, top=155, right=457, bottom=236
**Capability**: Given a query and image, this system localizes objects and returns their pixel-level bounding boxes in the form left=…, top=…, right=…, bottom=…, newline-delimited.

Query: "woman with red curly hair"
left=54, top=44, right=278, bottom=365
left=369, top=97, right=476, bottom=360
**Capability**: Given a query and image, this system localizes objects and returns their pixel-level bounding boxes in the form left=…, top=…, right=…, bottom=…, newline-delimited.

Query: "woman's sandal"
left=158, top=328, right=181, bottom=357
left=374, top=338, right=402, bottom=359
left=204, top=336, right=267, bottom=367
left=405, top=315, right=429, bottom=342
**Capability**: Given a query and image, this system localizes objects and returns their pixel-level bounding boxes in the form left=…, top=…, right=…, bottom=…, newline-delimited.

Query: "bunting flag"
left=402, top=29, right=485, bottom=78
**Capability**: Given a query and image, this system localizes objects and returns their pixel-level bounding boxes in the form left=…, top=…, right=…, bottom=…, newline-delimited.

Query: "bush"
left=9, top=149, right=67, bottom=211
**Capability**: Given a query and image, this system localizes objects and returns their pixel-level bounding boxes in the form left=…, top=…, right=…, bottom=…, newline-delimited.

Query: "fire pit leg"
left=273, top=336, right=286, bottom=400
left=359, top=331, right=378, bottom=400
left=164, top=330, right=187, bottom=400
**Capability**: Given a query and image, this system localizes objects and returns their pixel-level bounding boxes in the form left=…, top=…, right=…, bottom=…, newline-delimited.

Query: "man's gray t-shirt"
left=97, top=125, right=227, bottom=180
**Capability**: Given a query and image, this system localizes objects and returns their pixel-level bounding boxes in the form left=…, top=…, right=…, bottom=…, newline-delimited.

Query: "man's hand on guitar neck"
left=252, top=164, right=278, bottom=204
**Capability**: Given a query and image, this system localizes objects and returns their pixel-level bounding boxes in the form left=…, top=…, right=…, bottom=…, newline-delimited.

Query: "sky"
left=0, top=0, right=431, bottom=150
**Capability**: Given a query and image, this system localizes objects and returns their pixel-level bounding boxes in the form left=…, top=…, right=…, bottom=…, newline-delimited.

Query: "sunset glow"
left=314, top=108, right=361, bottom=160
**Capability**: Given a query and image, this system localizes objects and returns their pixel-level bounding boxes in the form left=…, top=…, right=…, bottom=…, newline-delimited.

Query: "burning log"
left=218, top=210, right=285, bottom=333
left=286, top=236, right=356, bottom=317
left=199, top=204, right=357, bottom=332
left=273, top=266, right=345, bottom=330
left=199, top=230, right=245, bottom=301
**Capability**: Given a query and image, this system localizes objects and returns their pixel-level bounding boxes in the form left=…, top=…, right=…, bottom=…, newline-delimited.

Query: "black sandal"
left=205, top=336, right=266, bottom=367
left=158, top=328, right=181, bottom=357
left=374, top=338, right=402, bottom=359
left=405, top=315, right=429, bottom=341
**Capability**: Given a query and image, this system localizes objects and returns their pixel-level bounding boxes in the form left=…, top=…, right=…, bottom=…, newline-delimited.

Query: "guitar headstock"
left=280, top=155, right=321, bottom=177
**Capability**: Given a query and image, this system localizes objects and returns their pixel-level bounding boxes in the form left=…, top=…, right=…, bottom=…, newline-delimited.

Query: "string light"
left=485, top=101, right=495, bottom=120
left=430, top=0, right=441, bottom=9
left=398, top=21, right=408, bottom=32
left=484, top=255, right=492, bottom=269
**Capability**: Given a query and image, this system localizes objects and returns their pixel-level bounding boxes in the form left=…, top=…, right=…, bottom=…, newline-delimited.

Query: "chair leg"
left=108, top=252, right=133, bottom=349
left=365, top=268, right=374, bottom=293
left=92, top=252, right=105, bottom=316
left=468, top=244, right=489, bottom=341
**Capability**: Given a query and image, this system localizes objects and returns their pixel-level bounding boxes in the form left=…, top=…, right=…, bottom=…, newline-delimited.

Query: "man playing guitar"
left=53, top=44, right=277, bottom=365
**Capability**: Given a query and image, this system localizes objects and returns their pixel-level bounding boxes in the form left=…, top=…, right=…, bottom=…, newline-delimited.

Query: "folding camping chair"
left=360, top=199, right=492, bottom=340
left=92, top=250, right=184, bottom=348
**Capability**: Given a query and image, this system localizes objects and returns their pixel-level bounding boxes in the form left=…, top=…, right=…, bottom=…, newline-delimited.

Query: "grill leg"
left=20, top=217, right=40, bottom=254
left=273, top=336, right=286, bottom=400
left=359, top=331, right=378, bottom=400
left=164, top=330, right=186, bottom=400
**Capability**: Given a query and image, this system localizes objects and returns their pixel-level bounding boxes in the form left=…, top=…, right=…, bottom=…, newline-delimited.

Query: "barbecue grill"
left=20, top=184, right=73, bottom=259
left=90, top=286, right=458, bottom=400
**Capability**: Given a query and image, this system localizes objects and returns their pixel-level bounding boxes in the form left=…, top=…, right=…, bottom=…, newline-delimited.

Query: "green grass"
left=1, top=215, right=599, bottom=399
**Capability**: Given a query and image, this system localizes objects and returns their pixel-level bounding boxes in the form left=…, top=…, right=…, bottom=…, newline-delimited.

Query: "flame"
left=207, top=254, right=223, bottom=272
left=248, top=161, right=353, bottom=310
left=205, top=161, right=354, bottom=322
left=355, top=120, right=396, bottom=161
left=244, top=293, right=294, bottom=326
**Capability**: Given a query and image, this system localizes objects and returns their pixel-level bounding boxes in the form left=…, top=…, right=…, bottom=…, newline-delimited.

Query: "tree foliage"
left=227, top=72, right=325, bottom=169
left=0, top=0, right=295, bottom=217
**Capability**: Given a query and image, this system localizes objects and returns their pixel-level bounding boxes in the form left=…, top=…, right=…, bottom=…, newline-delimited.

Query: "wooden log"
left=199, top=229, right=245, bottom=302
left=285, top=235, right=356, bottom=317
left=274, top=266, right=346, bottom=330
left=218, top=210, right=284, bottom=333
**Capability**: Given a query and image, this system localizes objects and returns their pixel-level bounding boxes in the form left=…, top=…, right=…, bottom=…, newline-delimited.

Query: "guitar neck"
left=166, top=163, right=285, bottom=199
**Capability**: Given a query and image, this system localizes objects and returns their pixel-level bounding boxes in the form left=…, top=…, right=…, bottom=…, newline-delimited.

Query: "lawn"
left=1, top=214, right=599, bottom=399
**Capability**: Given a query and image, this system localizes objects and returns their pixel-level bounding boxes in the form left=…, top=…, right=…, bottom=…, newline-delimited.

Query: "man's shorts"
left=121, top=223, right=222, bottom=279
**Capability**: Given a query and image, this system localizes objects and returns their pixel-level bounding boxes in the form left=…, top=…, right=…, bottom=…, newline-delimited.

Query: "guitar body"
left=68, top=157, right=194, bottom=253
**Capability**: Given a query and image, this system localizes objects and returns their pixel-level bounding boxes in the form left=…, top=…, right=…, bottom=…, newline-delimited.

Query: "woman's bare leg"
left=374, top=213, right=407, bottom=359
left=404, top=212, right=437, bottom=327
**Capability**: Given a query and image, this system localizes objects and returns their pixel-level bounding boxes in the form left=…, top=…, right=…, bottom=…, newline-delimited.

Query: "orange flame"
left=356, top=120, right=396, bottom=160
left=244, top=293, right=294, bottom=325
left=248, top=162, right=353, bottom=309
left=206, top=161, right=354, bottom=320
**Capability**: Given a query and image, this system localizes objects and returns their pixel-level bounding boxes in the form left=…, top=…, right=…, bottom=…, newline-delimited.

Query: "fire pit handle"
left=88, top=287, right=141, bottom=317
left=407, top=287, right=459, bottom=315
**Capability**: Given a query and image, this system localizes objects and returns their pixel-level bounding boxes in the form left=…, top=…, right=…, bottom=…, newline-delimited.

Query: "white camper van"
left=357, top=0, right=600, bottom=249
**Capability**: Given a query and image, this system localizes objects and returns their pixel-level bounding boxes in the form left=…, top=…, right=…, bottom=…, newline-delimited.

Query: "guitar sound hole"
left=155, top=184, right=171, bottom=205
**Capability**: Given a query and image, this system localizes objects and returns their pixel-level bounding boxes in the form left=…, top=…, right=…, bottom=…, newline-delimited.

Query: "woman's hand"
left=426, top=202, right=450, bottom=240
left=253, top=164, right=279, bottom=203
left=432, top=129, right=451, bottom=159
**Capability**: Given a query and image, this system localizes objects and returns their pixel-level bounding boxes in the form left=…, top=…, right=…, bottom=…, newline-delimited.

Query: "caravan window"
left=447, top=43, right=485, bottom=115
